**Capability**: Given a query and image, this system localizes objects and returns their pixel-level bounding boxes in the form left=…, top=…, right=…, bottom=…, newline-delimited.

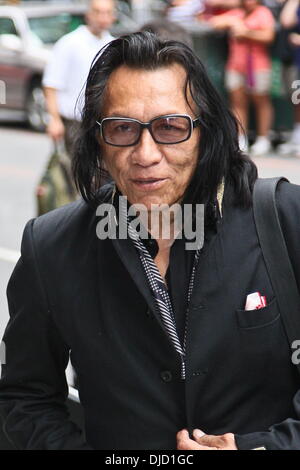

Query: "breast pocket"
left=236, top=298, right=280, bottom=329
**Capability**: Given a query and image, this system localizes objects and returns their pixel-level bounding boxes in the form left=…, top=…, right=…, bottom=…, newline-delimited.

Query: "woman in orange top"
left=209, top=0, right=275, bottom=156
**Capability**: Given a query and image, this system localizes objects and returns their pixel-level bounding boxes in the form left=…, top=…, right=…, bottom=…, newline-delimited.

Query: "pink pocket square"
left=245, top=292, right=267, bottom=310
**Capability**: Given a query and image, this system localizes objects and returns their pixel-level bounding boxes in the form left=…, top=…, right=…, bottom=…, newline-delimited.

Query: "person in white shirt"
left=43, top=0, right=115, bottom=153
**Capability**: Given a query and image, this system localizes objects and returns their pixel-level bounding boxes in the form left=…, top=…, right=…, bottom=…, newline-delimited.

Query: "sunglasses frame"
left=96, top=114, right=201, bottom=147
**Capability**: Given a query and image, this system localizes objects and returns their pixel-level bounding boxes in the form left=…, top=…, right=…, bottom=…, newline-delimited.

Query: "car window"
left=27, top=13, right=84, bottom=44
left=0, top=17, right=18, bottom=36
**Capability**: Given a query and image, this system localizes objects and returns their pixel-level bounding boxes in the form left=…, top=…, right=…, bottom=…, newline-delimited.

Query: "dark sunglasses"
left=96, top=114, right=200, bottom=147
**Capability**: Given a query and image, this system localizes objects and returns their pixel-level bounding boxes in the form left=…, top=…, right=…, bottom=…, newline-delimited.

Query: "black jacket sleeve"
left=0, top=219, right=92, bottom=450
left=235, top=181, right=300, bottom=450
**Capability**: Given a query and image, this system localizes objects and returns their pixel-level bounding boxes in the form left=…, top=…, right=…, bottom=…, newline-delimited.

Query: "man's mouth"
left=131, top=178, right=168, bottom=190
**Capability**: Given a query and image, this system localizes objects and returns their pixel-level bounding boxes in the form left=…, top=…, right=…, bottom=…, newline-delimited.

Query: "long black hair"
left=72, top=31, right=257, bottom=207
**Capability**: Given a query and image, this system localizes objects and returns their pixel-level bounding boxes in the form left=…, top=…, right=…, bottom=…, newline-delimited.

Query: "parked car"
left=0, top=2, right=138, bottom=131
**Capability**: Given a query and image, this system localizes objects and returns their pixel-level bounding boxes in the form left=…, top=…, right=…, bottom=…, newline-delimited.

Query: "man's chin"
left=131, top=196, right=178, bottom=212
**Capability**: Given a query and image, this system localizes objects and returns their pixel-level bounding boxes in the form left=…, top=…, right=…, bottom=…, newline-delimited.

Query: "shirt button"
left=160, top=370, right=173, bottom=383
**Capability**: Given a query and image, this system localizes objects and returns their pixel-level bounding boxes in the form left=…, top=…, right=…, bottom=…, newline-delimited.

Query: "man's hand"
left=43, top=87, right=65, bottom=141
left=177, top=429, right=238, bottom=450
left=47, top=116, right=65, bottom=141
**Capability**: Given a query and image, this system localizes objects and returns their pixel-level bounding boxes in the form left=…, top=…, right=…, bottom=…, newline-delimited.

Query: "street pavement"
left=0, top=124, right=51, bottom=342
left=1, top=122, right=300, bottom=369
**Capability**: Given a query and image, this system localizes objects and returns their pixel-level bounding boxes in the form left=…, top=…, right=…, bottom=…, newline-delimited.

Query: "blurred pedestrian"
left=43, top=0, right=116, bottom=156
left=209, top=0, right=275, bottom=156
left=278, top=0, right=300, bottom=156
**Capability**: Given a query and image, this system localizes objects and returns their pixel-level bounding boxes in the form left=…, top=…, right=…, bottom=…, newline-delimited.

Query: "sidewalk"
left=253, top=153, right=300, bottom=184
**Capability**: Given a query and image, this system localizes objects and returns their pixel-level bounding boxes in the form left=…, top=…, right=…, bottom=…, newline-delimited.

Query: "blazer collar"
left=95, top=183, right=171, bottom=340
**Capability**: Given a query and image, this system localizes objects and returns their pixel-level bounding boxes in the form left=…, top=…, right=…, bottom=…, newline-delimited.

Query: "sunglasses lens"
left=102, top=120, right=140, bottom=146
left=152, top=116, right=190, bottom=143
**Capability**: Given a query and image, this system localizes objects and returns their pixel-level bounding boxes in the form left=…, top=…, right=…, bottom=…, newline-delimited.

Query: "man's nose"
left=131, top=128, right=163, bottom=167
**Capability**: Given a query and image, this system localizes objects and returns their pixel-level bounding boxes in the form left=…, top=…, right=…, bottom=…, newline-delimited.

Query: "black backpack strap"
left=253, top=177, right=300, bottom=376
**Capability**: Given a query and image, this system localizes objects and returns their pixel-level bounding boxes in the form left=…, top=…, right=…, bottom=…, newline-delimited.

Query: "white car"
left=0, top=2, right=138, bottom=131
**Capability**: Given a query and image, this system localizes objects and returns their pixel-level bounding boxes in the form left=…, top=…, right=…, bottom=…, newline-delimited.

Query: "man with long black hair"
left=1, top=32, right=300, bottom=450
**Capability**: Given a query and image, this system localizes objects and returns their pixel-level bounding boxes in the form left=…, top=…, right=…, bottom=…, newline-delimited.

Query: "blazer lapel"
left=95, top=184, right=176, bottom=347
left=110, top=237, right=168, bottom=333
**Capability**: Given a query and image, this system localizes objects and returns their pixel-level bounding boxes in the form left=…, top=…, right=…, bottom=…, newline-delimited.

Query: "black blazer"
left=1, top=181, right=300, bottom=450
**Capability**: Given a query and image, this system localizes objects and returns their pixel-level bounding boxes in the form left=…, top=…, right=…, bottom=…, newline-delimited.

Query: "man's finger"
left=177, top=438, right=218, bottom=450
left=193, top=430, right=237, bottom=450
left=176, top=429, right=189, bottom=439
left=176, top=429, right=218, bottom=450
left=193, top=429, right=225, bottom=447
